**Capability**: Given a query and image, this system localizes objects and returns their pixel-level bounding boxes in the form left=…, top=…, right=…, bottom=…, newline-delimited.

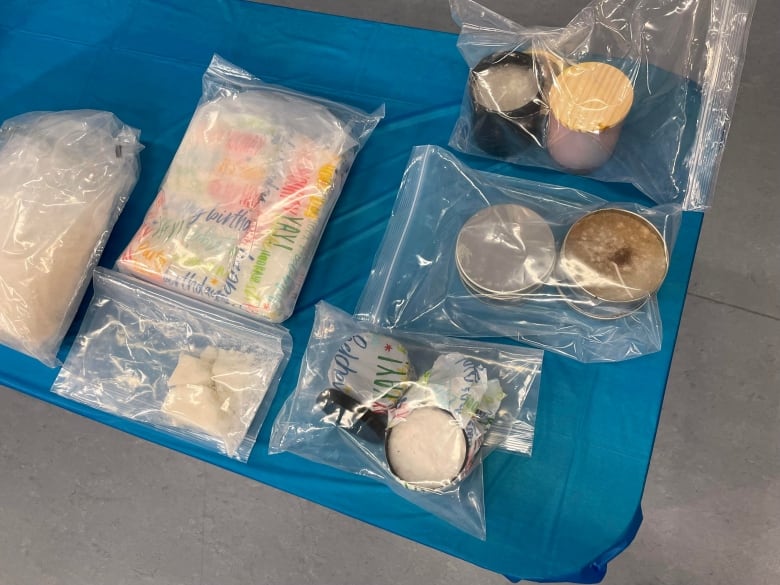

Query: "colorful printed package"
left=117, top=55, right=383, bottom=322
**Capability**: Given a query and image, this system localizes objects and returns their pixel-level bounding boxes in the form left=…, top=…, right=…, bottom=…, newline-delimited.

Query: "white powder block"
left=212, top=349, right=257, bottom=393
left=162, top=382, right=230, bottom=440
left=386, top=407, right=467, bottom=488
left=163, top=348, right=271, bottom=456
left=167, top=353, right=213, bottom=388
left=200, top=345, right=219, bottom=364
left=211, top=348, right=263, bottom=420
left=0, top=111, right=140, bottom=364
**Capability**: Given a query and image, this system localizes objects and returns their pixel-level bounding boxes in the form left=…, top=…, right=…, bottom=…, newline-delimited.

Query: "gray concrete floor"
left=1, top=1, right=778, bottom=584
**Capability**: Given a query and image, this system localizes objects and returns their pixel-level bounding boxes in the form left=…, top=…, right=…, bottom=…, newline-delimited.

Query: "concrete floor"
left=1, top=1, right=778, bottom=584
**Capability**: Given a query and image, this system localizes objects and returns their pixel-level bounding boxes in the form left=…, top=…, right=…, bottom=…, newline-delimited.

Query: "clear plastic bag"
left=269, top=302, right=543, bottom=539
left=449, top=0, right=757, bottom=210
left=356, top=146, right=681, bottom=363
left=0, top=110, right=141, bottom=366
left=52, top=268, right=291, bottom=462
left=117, top=54, right=384, bottom=323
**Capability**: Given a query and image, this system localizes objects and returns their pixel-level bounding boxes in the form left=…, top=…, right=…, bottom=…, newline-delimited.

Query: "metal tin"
left=468, top=51, right=546, bottom=155
left=557, top=283, right=649, bottom=320
left=385, top=406, right=469, bottom=492
left=458, top=271, right=527, bottom=305
left=560, top=208, right=669, bottom=304
left=456, top=204, right=556, bottom=299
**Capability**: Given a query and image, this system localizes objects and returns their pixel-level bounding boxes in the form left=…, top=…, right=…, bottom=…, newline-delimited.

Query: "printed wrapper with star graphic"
left=326, top=331, right=413, bottom=409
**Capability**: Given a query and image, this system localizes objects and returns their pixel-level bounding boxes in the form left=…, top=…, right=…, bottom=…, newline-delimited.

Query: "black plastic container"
left=468, top=51, right=545, bottom=156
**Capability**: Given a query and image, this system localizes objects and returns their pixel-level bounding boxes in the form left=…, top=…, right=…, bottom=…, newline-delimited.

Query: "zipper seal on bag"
left=684, top=0, right=757, bottom=211
left=202, top=54, right=385, bottom=146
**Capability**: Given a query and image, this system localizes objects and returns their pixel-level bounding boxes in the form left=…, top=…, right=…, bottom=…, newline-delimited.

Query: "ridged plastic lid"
left=549, top=62, right=634, bottom=132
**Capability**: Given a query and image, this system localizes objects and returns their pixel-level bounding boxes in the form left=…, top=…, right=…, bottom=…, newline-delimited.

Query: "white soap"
left=473, top=63, right=538, bottom=112
left=386, top=407, right=467, bottom=487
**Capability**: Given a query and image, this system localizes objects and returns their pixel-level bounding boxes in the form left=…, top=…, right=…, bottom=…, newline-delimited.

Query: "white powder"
left=163, top=347, right=269, bottom=456
left=0, top=111, right=139, bottom=364
left=386, top=407, right=467, bottom=487
left=473, top=63, right=538, bottom=112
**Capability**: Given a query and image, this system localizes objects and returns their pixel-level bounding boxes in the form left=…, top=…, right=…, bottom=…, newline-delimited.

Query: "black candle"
left=468, top=51, right=545, bottom=155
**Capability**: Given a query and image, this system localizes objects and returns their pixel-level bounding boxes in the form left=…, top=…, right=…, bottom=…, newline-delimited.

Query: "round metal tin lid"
left=558, top=282, right=649, bottom=320
left=560, top=208, right=669, bottom=303
left=456, top=204, right=557, bottom=296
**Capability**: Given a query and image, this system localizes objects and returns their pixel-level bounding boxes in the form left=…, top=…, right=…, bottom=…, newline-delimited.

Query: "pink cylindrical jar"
left=547, top=62, right=634, bottom=173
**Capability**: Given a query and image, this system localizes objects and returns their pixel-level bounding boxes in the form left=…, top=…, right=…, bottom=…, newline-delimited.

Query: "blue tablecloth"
left=0, top=1, right=702, bottom=581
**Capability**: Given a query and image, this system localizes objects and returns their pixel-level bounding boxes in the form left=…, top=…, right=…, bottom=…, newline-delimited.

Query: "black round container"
left=468, top=51, right=545, bottom=156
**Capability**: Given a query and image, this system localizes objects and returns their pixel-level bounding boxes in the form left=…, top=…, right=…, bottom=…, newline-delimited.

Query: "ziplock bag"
left=270, top=302, right=543, bottom=539
left=0, top=110, right=141, bottom=366
left=356, top=146, right=681, bottom=363
left=53, top=268, right=291, bottom=461
left=449, top=0, right=756, bottom=210
left=117, top=54, right=384, bottom=323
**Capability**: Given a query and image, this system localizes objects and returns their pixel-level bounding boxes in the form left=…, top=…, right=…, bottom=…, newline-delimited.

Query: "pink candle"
left=547, top=62, right=634, bottom=173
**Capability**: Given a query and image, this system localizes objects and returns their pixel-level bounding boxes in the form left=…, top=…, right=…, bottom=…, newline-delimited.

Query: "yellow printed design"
left=317, top=161, right=337, bottom=189
left=131, top=242, right=170, bottom=282
left=303, top=160, right=338, bottom=219
left=304, top=195, right=324, bottom=220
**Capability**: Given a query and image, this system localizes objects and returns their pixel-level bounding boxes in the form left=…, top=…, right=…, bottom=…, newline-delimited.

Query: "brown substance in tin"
left=563, top=209, right=668, bottom=302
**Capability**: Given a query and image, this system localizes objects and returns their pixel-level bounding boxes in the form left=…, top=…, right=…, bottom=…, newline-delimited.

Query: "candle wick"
left=609, top=247, right=632, bottom=267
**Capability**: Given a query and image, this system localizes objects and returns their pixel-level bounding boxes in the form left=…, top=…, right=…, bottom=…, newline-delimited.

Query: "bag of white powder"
left=0, top=110, right=141, bottom=365
left=52, top=268, right=291, bottom=461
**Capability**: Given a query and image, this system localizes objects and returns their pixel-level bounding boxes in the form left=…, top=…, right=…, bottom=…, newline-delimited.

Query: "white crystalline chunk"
left=199, top=345, right=219, bottom=365
left=211, top=348, right=263, bottom=418
left=167, top=353, right=213, bottom=388
left=162, top=381, right=230, bottom=439
left=162, top=347, right=269, bottom=456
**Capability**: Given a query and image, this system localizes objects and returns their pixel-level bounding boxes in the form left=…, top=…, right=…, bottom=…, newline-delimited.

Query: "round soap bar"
left=386, top=407, right=467, bottom=489
left=456, top=204, right=556, bottom=298
left=560, top=208, right=669, bottom=303
left=327, top=332, right=411, bottom=404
